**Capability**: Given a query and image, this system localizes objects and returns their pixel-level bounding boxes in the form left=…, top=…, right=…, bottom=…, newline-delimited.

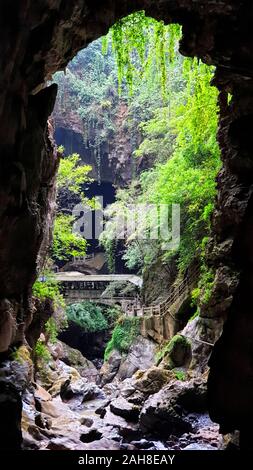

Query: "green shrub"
left=102, top=305, right=121, bottom=328
left=34, top=340, right=51, bottom=363
left=104, top=317, right=141, bottom=361
left=45, top=318, right=58, bottom=344
left=199, top=266, right=215, bottom=304
left=32, top=270, right=65, bottom=309
left=66, top=301, right=108, bottom=332
left=173, top=370, right=186, bottom=381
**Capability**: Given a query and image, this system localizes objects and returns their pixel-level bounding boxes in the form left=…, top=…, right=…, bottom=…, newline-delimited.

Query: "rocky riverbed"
left=4, top=338, right=222, bottom=451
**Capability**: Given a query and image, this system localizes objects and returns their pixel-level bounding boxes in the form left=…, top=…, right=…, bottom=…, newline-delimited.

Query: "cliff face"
left=54, top=103, right=135, bottom=186
left=0, top=0, right=253, bottom=448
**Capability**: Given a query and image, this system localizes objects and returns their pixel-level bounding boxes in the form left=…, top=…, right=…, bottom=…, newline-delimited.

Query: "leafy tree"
left=52, top=214, right=87, bottom=263
left=32, top=269, right=65, bottom=309
left=100, top=13, right=220, bottom=274
left=66, top=301, right=108, bottom=332
left=57, top=151, right=92, bottom=196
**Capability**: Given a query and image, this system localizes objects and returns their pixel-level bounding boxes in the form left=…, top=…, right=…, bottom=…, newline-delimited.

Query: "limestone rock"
left=139, top=381, right=196, bottom=436
left=110, top=397, right=140, bottom=421
left=159, top=335, right=192, bottom=369
left=51, top=341, right=98, bottom=382
left=134, top=367, right=172, bottom=395
left=116, top=336, right=156, bottom=381
left=80, top=428, right=103, bottom=443
left=100, top=349, right=122, bottom=386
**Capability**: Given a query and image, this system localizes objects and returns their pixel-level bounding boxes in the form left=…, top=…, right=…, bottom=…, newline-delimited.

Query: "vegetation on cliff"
left=104, top=317, right=141, bottom=360
left=96, top=13, right=219, bottom=278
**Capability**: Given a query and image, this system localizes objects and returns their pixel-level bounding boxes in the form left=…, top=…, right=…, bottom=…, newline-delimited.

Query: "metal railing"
left=138, top=264, right=200, bottom=318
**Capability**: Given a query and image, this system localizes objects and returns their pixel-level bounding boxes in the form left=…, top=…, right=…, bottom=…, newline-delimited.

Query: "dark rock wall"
left=0, top=0, right=253, bottom=445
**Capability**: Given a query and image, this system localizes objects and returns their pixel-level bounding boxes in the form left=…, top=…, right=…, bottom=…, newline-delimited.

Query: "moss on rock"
left=157, top=334, right=191, bottom=369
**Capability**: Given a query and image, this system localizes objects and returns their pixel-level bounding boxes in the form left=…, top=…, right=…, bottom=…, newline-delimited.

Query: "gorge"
left=0, top=0, right=253, bottom=455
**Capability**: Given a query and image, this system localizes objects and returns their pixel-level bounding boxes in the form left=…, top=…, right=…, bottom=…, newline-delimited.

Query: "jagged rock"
left=100, top=350, right=122, bottom=385
left=0, top=301, right=17, bottom=352
left=177, top=378, right=207, bottom=412
left=82, top=383, right=105, bottom=402
left=35, top=412, right=52, bottom=430
left=80, top=428, right=103, bottom=443
left=47, top=360, right=82, bottom=397
left=80, top=416, right=94, bottom=427
left=47, top=437, right=87, bottom=451
left=103, top=409, right=140, bottom=440
left=139, top=381, right=195, bottom=436
left=85, top=438, right=121, bottom=450
left=95, top=399, right=110, bottom=418
left=34, top=384, right=52, bottom=402
left=51, top=341, right=98, bottom=381
left=110, top=397, right=140, bottom=421
left=119, top=367, right=172, bottom=409
left=159, top=335, right=192, bottom=369
left=116, top=336, right=156, bottom=381
left=134, top=367, right=172, bottom=394
left=142, top=256, right=177, bottom=305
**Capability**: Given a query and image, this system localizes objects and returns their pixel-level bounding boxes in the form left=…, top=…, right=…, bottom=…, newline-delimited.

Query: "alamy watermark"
left=72, top=196, right=181, bottom=251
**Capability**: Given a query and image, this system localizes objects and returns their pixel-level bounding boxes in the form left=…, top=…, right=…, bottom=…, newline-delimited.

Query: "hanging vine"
left=103, top=12, right=182, bottom=98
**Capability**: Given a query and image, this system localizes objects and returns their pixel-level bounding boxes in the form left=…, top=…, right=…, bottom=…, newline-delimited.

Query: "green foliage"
left=100, top=37, right=220, bottom=274
left=66, top=301, right=108, bottom=332
left=34, top=340, right=51, bottom=363
left=173, top=370, right=186, bottom=381
left=45, top=318, right=58, bottom=344
left=102, top=305, right=121, bottom=328
left=102, top=280, right=137, bottom=298
left=32, top=270, right=65, bottom=309
left=191, top=288, right=201, bottom=307
left=57, top=152, right=92, bottom=196
left=199, top=265, right=215, bottom=304
left=52, top=214, right=87, bottom=263
left=156, top=334, right=191, bottom=368
left=189, top=308, right=199, bottom=322
left=104, top=317, right=141, bottom=361
left=106, top=11, right=181, bottom=97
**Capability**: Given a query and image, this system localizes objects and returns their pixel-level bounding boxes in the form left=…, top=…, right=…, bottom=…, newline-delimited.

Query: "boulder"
left=177, top=378, right=207, bottom=412
left=80, top=428, right=103, bottom=443
left=85, top=438, right=121, bottom=450
left=47, top=360, right=82, bottom=397
left=82, top=383, right=105, bottom=402
left=116, top=336, right=156, bottom=381
left=51, top=341, right=98, bottom=382
left=80, top=416, right=94, bottom=427
left=134, top=367, right=172, bottom=395
left=34, top=384, right=52, bottom=402
left=103, top=409, right=140, bottom=440
left=139, top=381, right=194, bottom=436
left=159, top=335, right=191, bottom=369
left=110, top=397, right=140, bottom=421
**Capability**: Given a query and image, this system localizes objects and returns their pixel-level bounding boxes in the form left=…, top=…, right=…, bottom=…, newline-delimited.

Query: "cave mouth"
left=2, top=0, right=251, bottom=453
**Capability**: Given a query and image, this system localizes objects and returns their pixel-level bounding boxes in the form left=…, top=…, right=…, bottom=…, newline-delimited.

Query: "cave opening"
left=1, top=0, right=252, bottom=454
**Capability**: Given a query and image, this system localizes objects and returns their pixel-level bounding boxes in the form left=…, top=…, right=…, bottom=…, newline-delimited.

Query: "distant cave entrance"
left=54, top=123, right=130, bottom=273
